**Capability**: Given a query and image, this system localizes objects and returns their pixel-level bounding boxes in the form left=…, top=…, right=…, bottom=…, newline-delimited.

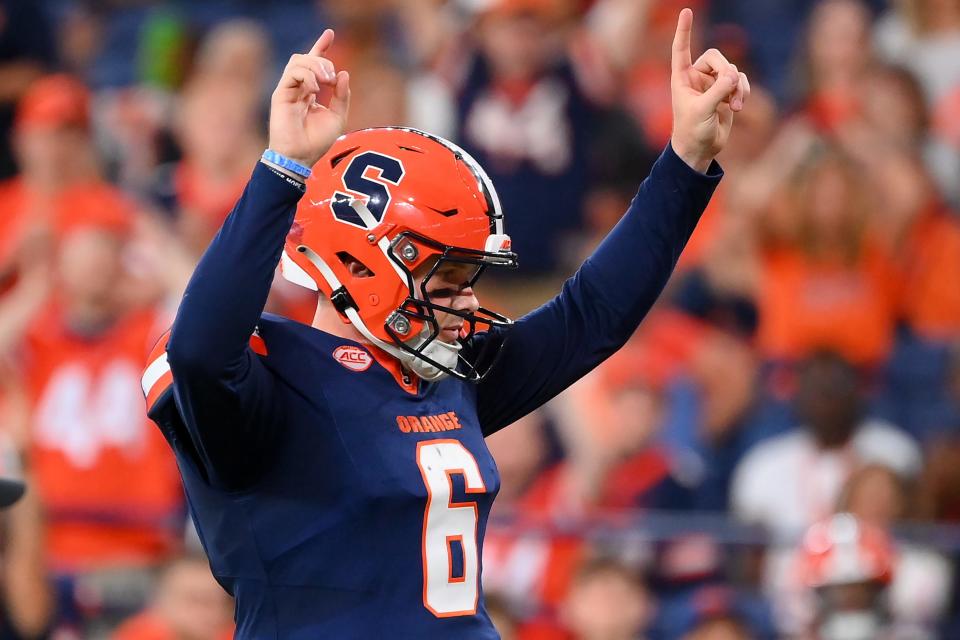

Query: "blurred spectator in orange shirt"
left=19, top=187, right=183, bottom=574
left=0, top=74, right=102, bottom=290
left=868, top=152, right=960, bottom=340
left=824, top=62, right=960, bottom=341
left=111, top=554, right=233, bottom=640
left=756, top=146, right=899, bottom=367
left=0, top=186, right=185, bottom=632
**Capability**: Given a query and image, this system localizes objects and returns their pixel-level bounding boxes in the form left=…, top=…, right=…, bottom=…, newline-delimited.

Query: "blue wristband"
left=262, top=149, right=312, bottom=179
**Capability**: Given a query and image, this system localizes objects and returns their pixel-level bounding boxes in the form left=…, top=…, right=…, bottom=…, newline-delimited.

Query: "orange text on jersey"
left=397, top=412, right=462, bottom=434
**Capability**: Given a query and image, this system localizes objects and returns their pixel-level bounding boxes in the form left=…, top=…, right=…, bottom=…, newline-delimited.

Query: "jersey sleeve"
left=154, top=162, right=305, bottom=490
left=475, top=143, right=722, bottom=435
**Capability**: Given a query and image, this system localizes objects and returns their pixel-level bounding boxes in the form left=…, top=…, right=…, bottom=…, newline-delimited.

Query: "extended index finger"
left=671, top=8, right=694, bottom=75
left=308, top=29, right=335, bottom=57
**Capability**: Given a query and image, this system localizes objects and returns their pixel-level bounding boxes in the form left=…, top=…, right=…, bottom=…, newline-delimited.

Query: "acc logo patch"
left=333, top=345, right=373, bottom=372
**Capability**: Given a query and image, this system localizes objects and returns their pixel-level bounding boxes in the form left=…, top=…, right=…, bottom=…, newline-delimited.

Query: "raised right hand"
left=669, top=9, right=749, bottom=172
left=268, top=29, right=351, bottom=168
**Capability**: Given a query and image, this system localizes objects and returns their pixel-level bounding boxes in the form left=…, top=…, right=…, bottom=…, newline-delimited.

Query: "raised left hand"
left=268, top=29, right=351, bottom=168
left=670, top=8, right=750, bottom=172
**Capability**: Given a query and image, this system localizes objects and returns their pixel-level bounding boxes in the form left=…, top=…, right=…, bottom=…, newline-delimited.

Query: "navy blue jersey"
left=142, top=145, right=721, bottom=638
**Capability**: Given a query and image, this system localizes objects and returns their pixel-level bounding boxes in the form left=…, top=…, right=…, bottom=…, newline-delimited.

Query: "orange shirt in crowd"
left=22, top=303, right=183, bottom=572
left=0, top=178, right=132, bottom=282
left=897, top=211, right=960, bottom=339
left=757, top=245, right=899, bottom=366
left=111, top=612, right=233, bottom=640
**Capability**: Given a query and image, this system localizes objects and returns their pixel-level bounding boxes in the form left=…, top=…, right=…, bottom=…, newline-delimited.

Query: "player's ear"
left=337, top=253, right=375, bottom=278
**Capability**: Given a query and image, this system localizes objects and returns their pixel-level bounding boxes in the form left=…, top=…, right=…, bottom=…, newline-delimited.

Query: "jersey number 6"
left=416, top=440, right=485, bottom=617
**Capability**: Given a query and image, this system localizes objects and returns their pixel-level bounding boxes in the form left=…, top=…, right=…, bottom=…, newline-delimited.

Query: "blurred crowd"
left=1, top=0, right=960, bottom=638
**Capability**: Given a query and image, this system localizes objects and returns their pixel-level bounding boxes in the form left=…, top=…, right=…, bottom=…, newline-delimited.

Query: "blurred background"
left=1, top=0, right=959, bottom=638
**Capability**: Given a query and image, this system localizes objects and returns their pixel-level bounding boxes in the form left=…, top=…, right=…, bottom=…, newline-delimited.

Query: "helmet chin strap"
left=295, top=245, right=457, bottom=382
left=344, top=306, right=457, bottom=382
left=405, top=329, right=461, bottom=381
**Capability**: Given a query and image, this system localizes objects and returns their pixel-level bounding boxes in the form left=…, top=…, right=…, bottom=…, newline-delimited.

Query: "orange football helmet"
left=281, top=127, right=518, bottom=381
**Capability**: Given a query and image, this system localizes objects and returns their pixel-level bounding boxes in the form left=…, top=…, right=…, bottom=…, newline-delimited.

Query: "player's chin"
left=439, top=328, right=461, bottom=343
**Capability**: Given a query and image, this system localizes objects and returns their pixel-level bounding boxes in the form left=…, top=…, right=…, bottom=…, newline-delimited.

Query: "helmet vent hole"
left=426, top=206, right=458, bottom=217
left=330, top=146, right=360, bottom=169
left=397, top=145, right=425, bottom=154
left=336, top=251, right=375, bottom=278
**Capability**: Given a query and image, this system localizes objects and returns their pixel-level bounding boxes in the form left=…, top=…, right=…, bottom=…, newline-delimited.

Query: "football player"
left=143, top=9, right=749, bottom=638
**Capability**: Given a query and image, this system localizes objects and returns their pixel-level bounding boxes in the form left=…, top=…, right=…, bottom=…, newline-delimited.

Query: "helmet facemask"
left=383, top=231, right=517, bottom=382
